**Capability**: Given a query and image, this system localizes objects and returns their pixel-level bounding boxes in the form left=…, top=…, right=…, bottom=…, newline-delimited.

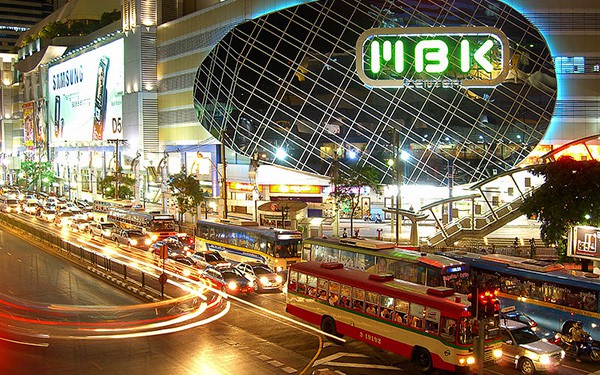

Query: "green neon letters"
left=356, top=27, right=510, bottom=88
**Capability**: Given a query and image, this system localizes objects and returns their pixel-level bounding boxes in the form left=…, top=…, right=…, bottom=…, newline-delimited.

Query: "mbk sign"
left=356, top=27, right=510, bottom=88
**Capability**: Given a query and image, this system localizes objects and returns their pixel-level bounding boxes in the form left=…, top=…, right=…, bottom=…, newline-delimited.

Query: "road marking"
left=314, top=352, right=369, bottom=366
left=319, top=361, right=402, bottom=370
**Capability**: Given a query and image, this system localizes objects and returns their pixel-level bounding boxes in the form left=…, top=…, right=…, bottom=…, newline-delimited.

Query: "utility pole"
left=107, top=139, right=122, bottom=199
left=221, top=130, right=228, bottom=219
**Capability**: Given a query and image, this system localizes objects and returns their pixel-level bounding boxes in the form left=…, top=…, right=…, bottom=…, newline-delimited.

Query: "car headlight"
left=151, top=234, right=158, bottom=241
left=276, top=266, right=283, bottom=272
left=493, top=349, right=503, bottom=359
left=275, top=275, right=283, bottom=283
left=539, top=354, right=550, bottom=365
left=144, top=239, right=152, bottom=245
left=103, top=230, right=110, bottom=236
left=259, top=276, right=269, bottom=286
left=130, top=239, right=138, bottom=246
left=227, top=281, right=238, bottom=291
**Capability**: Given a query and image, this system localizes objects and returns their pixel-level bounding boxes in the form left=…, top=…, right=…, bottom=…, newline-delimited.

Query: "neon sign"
left=356, top=27, right=509, bottom=88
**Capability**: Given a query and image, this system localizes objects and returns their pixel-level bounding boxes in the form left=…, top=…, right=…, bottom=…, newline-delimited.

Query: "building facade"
left=10, top=0, right=600, bottom=222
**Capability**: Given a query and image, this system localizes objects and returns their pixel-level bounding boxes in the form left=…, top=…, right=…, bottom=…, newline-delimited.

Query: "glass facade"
left=194, top=0, right=555, bottom=187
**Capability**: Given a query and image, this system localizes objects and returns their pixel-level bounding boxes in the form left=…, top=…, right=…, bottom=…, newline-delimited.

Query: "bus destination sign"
left=356, top=27, right=510, bottom=88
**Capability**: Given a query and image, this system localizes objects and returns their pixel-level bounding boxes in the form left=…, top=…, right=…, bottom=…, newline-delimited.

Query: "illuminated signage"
left=48, top=38, right=124, bottom=143
left=570, top=225, right=600, bottom=260
left=228, top=182, right=263, bottom=192
left=269, top=185, right=322, bottom=194
left=356, top=27, right=509, bottom=88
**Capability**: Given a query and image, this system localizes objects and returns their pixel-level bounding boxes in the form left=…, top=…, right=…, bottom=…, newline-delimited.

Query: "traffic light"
left=467, top=286, right=478, bottom=318
left=478, top=287, right=500, bottom=319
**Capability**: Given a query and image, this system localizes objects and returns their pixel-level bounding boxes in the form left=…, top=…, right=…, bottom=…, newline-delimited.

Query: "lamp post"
left=196, top=149, right=228, bottom=219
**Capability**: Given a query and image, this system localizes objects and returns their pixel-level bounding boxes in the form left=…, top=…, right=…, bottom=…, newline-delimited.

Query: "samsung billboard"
left=48, top=38, right=124, bottom=143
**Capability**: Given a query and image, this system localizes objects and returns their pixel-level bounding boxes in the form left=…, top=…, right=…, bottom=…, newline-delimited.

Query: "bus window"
left=409, top=303, right=425, bottom=329
left=459, top=318, right=475, bottom=344
left=317, top=279, right=328, bottom=301
left=393, top=299, right=409, bottom=324
left=328, top=282, right=340, bottom=305
left=307, top=275, right=317, bottom=297
left=365, top=291, right=379, bottom=316
left=298, top=272, right=307, bottom=294
left=380, top=295, right=394, bottom=320
left=339, top=284, right=351, bottom=308
left=288, top=270, right=298, bottom=291
left=424, top=308, right=440, bottom=333
left=352, top=288, right=365, bottom=311
left=440, top=317, right=457, bottom=343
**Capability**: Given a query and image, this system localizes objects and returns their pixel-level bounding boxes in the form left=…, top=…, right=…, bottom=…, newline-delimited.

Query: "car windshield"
left=252, top=265, right=274, bottom=275
left=101, top=223, right=116, bottom=229
left=511, top=327, right=540, bottom=345
left=221, top=269, right=244, bottom=280
left=129, top=230, right=144, bottom=236
left=205, top=252, right=225, bottom=262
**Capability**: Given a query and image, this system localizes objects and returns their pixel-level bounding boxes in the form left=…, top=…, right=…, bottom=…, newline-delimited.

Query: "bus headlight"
left=275, top=275, right=283, bottom=284
left=227, top=281, right=238, bottom=291
left=276, top=266, right=283, bottom=272
left=458, top=356, right=475, bottom=365
left=130, top=239, right=138, bottom=246
left=151, top=234, right=158, bottom=241
left=493, top=349, right=503, bottom=359
left=144, top=239, right=152, bottom=246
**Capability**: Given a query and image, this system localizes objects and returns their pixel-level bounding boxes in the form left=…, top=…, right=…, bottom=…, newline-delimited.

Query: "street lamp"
left=196, top=150, right=228, bottom=219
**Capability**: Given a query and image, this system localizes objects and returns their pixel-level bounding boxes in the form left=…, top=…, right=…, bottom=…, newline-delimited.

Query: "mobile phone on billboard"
left=54, top=95, right=60, bottom=138
left=92, top=56, right=109, bottom=140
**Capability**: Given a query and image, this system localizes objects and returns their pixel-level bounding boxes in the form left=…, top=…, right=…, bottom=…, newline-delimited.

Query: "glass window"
left=393, top=299, right=409, bottom=324
left=288, top=270, right=298, bottom=291
left=307, top=275, right=317, bottom=297
left=298, top=272, right=307, bottom=294
left=352, top=288, right=365, bottom=311
left=424, top=308, right=440, bottom=333
left=338, top=284, right=351, bottom=308
left=328, top=282, right=340, bottom=305
left=440, top=317, right=457, bottom=343
left=317, top=278, right=328, bottom=300
left=409, top=303, right=425, bottom=329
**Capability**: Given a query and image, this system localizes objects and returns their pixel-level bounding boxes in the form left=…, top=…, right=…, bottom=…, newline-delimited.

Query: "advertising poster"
left=48, top=38, right=124, bottom=143
left=34, top=99, right=47, bottom=145
left=570, top=225, right=600, bottom=260
left=22, top=101, right=34, bottom=148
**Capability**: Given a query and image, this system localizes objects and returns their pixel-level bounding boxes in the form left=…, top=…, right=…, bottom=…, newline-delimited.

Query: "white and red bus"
left=286, top=261, right=503, bottom=373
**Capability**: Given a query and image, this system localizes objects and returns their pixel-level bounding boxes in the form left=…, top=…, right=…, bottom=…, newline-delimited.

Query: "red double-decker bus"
left=286, top=261, right=503, bottom=373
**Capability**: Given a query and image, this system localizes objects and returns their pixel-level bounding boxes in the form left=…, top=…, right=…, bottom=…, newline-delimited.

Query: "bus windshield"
left=274, top=241, right=301, bottom=258
left=151, top=219, right=176, bottom=231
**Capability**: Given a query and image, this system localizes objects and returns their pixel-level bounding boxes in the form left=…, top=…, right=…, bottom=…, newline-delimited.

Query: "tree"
left=98, top=168, right=135, bottom=200
left=330, top=164, right=381, bottom=237
left=18, top=160, right=56, bottom=190
left=167, top=172, right=207, bottom=223
left=519, top=156, right=600, bottom=261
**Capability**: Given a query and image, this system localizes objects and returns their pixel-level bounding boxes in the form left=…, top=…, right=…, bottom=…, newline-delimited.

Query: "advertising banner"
left=48, top=38, right=124, bottom=143
left=570, top=225, right=600, bottom=260
left=23, top=101, right=34, bottom=148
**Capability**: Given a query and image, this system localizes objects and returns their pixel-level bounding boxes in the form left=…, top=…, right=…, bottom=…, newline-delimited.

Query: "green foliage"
left=520, top=156, right=600, bottom=259
left=98, top=169, right=135, bottom=200
left=330, top=164, right=381, bottom=234
left=167, top=172, right=207, bottom=222
left=18, top=161, right=56, bottom=190
left=19, top=10, right=121, bottom=47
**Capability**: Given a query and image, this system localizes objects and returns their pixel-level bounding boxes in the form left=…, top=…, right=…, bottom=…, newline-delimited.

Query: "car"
left=0, top=195, right=22, bottom=213
left=68, top=217, right=90, bottom=232
left=23, top=200, right=42, bottom=215
left=38, top=206, right=57, bottom=222
left=150, top=239, right=188, bottom=257
left=235, top=262, right=283, bottom=292
left=190, top=250, right=231, bottom=269
left=500, top=307, right=555, bottom=340
left=500, top=320, right=565, bottom=375
left=112, top=229, right=153, bottom=250
left=54, top=210, right=75, bottom=228
left=175, top=233, right=195, bottom=250
left=88, top=221, right=119, bottom=238
left=200, top=266, right=255, bottom=295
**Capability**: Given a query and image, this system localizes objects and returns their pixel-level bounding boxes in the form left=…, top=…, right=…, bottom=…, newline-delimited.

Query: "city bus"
left=107, top=207, right=177, bottom=241
left=195, top=219, right=303, bottom=272
left=440, top=250, right=600, bottom=342
left=93, top=198, right=133, bottom=213
left=302, top=237, right=470, bottom=293
left=286, top=261, right=503, bottom=373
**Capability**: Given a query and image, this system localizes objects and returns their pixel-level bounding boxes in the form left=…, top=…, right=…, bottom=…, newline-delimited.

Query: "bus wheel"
left=413, top=347, right=433, bottom=373
left=320, top=316, right=343, bottom=343
left=518, top=358, right=535, bottom=375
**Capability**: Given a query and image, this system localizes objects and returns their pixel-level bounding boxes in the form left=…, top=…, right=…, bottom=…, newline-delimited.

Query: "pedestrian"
left=342, top=228, right=348, bottom=238
left=354, top=228, right=360, bottom=238
left=529, top=238, right=536, bottom=258
left=375, top=213, right=382, bottom=223
left=513, top=237, right=520, bottom=256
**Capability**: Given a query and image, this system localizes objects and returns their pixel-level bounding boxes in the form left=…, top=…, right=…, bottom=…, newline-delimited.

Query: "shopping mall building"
left=8, top=0, right=600, bottom=232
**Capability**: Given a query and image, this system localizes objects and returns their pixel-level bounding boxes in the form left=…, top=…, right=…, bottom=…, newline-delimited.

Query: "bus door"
left=302, top=242, right=313, bottom=262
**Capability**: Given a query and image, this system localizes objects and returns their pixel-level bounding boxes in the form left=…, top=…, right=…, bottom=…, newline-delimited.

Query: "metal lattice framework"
left=193, top=0, right=555, bottom=187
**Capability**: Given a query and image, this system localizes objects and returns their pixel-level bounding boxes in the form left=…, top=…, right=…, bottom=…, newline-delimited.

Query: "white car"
left=39, top=207, right=57, bottom=222
left=235, top=262, right=283, bottom=292
left=23, top=201, right=41, bottom=215
left=500, top=320, right=565, bottom=374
